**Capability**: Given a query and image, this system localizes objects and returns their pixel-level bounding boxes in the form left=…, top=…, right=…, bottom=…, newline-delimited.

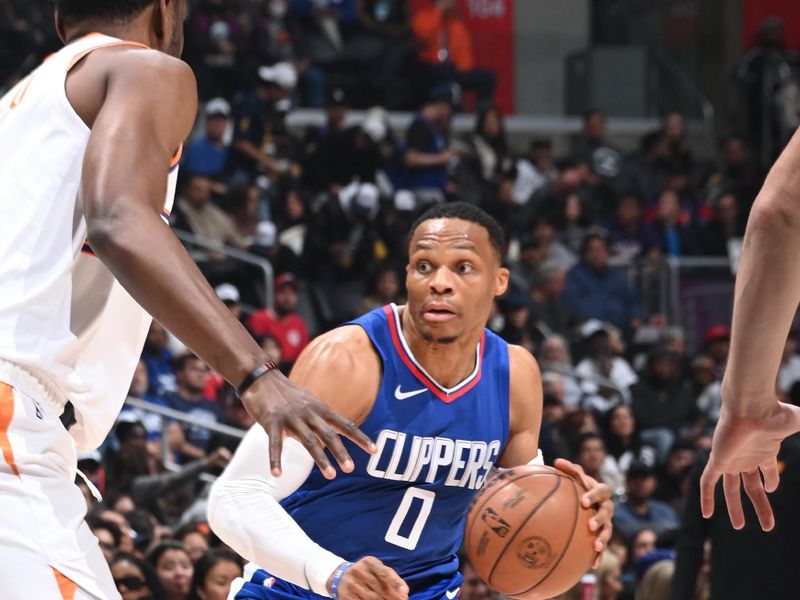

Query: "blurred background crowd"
left=5, top=1, right=800, bottom=599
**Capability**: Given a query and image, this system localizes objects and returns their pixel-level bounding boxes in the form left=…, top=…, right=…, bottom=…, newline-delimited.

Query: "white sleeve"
left=207, top=426, right=344, bottom=597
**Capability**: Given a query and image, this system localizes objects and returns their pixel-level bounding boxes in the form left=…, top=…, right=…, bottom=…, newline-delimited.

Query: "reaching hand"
left=554, top=458, right=614, bottom=568
left=700, top=401, right=800, bottom=531
left=240, top=370, right=376, bottom=479
left=329, top=557, right=409, bottom=600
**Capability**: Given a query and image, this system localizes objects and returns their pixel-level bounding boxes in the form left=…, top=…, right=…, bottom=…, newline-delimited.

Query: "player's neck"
left=63, top=17, right=155, bottom=49
left=400, top=308, right=481, bottom=388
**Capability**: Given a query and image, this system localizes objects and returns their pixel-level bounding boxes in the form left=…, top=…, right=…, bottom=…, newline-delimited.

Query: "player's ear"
left=495, top=267, right=509, bottom=297
left=152, top=0, right=169, bottom=48
left=54, top=12, right=67, bottom=44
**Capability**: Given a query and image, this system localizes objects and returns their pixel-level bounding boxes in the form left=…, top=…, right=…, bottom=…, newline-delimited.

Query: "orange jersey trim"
left=169, top=145, right=184, bottom=169
left=52, top=568, right=78, bottom=600
left=0, top=383, right=19, bottom=476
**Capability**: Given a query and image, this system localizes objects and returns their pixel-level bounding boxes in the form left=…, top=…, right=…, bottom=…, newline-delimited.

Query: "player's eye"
left=457, top=262, right=475, bottom=274
left=417, top=260, right=432, bottom=274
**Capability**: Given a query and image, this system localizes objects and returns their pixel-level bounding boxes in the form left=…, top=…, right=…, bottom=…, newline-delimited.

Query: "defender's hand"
left=329, top=557, right=409, bottom=600
left=554, top=458, right=614, bottom=567
left=700, top=401, right=800, bottom=531
left=241, top=370, right=376, bottom=479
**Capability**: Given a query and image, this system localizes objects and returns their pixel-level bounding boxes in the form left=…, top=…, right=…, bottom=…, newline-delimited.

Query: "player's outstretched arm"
left=500, top=345, right=613, bottom=566
left=76, top=48, right=372, bottom=476
left=701, top=128, right=800, bottom=530
left=209, top=326, right=408, bottom=599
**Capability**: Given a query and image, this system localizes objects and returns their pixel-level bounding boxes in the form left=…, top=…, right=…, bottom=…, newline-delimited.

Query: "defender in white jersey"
left=0, top=2, right=374, bottom=598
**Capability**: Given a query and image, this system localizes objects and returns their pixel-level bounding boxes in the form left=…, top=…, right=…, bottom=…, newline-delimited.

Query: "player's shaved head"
left=55, top=0, right=158, bottom=25
left=409, top=202, right=505, bottom=263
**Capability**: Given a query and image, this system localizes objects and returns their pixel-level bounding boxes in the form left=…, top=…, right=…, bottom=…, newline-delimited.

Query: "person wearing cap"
left=411, top=0, right=496, bottom=106
left=613, top=459, right=679, bottom=540
left=182, top=98, right=232, bottom=182
left=230, top=62, right=298, bottom=179
left=703, top=324, right=730, bottom=374
left=247, top=274, right=310, bottom=365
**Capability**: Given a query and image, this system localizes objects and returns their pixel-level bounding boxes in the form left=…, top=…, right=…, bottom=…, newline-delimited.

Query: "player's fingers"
left=592, top=550, right=604, bottom=570
left=761, top=461, right=781, bottom=494
left=722, top=472, right=745, bottom=530
left=699, top=462, right=720, bottom=519
left=307, top=409, right=356, bottom=474
left=287, top=417, right=335, bottom=480
left=313, top=399, right=377, bottom=455
left=742, top=468, right=775, bottom=532
left=266, top=420, right=284, bottom=477
left=582, top=482, right=612, bottom=511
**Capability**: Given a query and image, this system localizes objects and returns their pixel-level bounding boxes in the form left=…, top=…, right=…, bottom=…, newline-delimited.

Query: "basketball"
left=464, top=465, right=598, bottom=599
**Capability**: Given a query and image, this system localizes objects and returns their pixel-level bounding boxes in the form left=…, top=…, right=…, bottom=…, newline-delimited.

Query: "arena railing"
left=124, top=396, right=246, bottom=480
left=172, top=228, right=275, bottom=309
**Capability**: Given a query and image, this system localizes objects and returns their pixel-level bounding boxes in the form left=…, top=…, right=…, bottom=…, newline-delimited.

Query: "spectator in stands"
left=164, top=354, right=224, bottom=461
left=88, top=517, right=122, bottom=563
left=111, top=553, right=167, bottom=600
left=189, top=549, right=243, bottom=600
left=119, top=360, right=168, bottom=443
left=223, top=183, right=263, bottom=245
left=245, top=0, right=325, bottom=107
left=247, top=273, right=310, bottom=365
left=654, top=440, right=696, bottom=514
left=289, top=0, right=358, bottom=61
left=631, top=527, right=657, bottom=566
left=572, top=109, right=624, bottom=182
left=702, top=324, right=730, bottom=375
left=229, top=62, right=297, bottom=180
left=707, top=134, right=762, bottom=209
left=172, top=174, right=245, bottom=250
left=142, top=321, right=176, bottom=396
left=614, top=459, right=679, bottom=540
left=554, top=192, right=593, bottom=256
left=650, top=189, right=698, bottom=257
left=528, top=260, right=576, bottom=338
left=498, top=288, right=534, bottom=352
left=175, top=522, right=210, bottom=564
left=603, top=402, right=654, bottom=477
left=403, top=87, right=455, bottom=201
left=662, top=112, right=693, bottom=173
left=539, top=335, right=583, bottom=408
left=358, top=262, right=405, bottom=313
left=148, top=541, right=194, bottom=600
left=467, top=105, right=514, bottom=193
left=575, top=320, right=638, bottom=413
left=78, top=450, right=105, bottom=503
left=507, top=235, right=547, bottom=293
left=562, top=233, right=644, bottom=332
left=249, top=218, right=301, bottom=276
left=573, top=432, right=624, bottom=498
left=698, top=189, right=745, bottom=256
left=182, top=98, right=232, bottom=182
left=606, top=192, right=657, bottom=260
left=630, top=347, right=699, bottom=462
left=208, top=388, right=257, bottom=453
left=411, top=0, right=495, bottom=106
left=510, top=139, right=560, bottom=207
left=619, top=130, right=670, bottom=205
left=530, top=215, right=578, bottom=271
left=354, top=0, right=414, bottom=108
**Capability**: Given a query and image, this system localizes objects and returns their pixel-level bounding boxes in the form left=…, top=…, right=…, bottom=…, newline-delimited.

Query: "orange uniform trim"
left=0, top=383, right=19, bottom=476
left=169, top=145, right=184, bottom=169
left=52, top=568, right=78, bottom=600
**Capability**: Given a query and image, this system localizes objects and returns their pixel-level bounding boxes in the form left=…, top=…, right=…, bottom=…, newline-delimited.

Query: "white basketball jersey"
left=0, top=33, right=181, bottom=450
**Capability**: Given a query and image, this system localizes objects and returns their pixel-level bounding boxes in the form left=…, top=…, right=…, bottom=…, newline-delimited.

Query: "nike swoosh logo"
left=445, top=587, right=461, bottom=600
left=394, top=385, right=427, bottom=400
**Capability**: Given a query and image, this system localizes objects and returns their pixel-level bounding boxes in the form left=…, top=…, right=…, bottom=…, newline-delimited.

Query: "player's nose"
left=429, top=266, right=454, bottom=294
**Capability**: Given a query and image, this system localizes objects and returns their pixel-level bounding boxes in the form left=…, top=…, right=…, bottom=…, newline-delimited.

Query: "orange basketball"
left=464, top=465, right=598, bottom=599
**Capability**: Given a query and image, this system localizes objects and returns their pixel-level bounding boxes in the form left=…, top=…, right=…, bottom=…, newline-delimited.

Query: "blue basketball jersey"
left=238, top=304, right=510, bottom=600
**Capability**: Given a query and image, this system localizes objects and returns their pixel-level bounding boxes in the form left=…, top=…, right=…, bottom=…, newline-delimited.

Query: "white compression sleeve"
left=207, top=426, right=344, bottom=597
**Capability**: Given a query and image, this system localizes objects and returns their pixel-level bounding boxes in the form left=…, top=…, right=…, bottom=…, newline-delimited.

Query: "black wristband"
left=236, top=361, right=279, bottom=398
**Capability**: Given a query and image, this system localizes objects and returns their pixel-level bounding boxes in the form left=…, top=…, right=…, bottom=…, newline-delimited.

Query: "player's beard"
left=420, top=330, right=458, bottom=345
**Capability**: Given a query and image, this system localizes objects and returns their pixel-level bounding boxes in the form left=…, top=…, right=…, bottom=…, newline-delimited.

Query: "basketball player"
left=700, top=130, right=800, bottom=532
left=208, top=203, right=614, bottom=600
left=0, top=2, right=372, bottom=598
